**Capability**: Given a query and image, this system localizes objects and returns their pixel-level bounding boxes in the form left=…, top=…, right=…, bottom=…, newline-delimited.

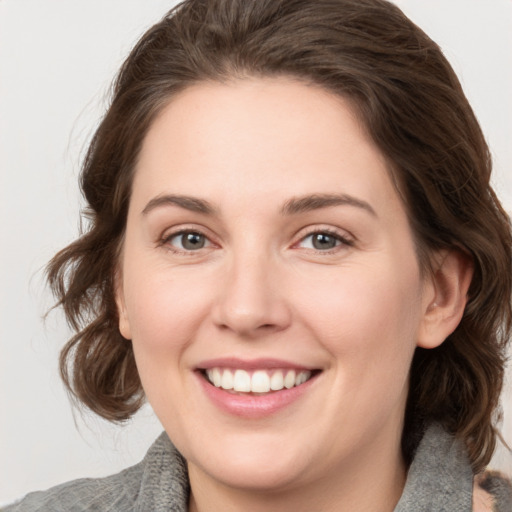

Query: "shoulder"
left=2, top=462, right=144, bottom=512
left=473, top=471, right=512, bottom=512
left=3, top=432, right=189, bottom=512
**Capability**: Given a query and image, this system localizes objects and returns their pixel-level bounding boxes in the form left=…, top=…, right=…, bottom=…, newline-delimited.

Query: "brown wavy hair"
left=47, top=0, right=511, bottom=472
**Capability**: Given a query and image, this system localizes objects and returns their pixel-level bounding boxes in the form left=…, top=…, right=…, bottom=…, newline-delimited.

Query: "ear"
left=417, top=250, right=473, bottom=349
left=114, top=267, right=132, bottom=340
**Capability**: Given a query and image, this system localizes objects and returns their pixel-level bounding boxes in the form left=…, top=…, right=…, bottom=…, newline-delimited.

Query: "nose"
left=211, top=251, right=292, bottom=338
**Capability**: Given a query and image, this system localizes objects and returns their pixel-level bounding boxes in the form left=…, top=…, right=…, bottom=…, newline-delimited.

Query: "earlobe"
left=417, top=250, right=474, bottom=349
left=114, top=269, right=132, bottom=340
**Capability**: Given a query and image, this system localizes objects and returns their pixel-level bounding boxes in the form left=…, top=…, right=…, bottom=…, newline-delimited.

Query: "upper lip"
left=196, top=357, right=317, bottom=371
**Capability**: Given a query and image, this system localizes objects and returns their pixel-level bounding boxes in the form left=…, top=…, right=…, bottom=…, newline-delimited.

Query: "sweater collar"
left=394, top=423, right=473, bottom=511
left=136, top=423, right=473, bottom=511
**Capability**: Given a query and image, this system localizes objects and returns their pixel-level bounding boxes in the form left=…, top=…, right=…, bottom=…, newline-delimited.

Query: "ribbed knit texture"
left=3, top=434, right=189, bottom=512
left=394, top=423, right=473, bottom=511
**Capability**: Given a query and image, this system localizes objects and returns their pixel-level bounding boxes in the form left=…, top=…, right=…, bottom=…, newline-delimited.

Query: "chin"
left=184, top=431, right=316, bottom=492
left=195, top=457, right=308, bottom=492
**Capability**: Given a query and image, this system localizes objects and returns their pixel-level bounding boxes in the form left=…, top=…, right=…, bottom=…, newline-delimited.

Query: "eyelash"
left=296, top=228, right=354, bottom=254
left=159, top=227, right=354, bottom=255
left=160, top=229, right=214, bottom=255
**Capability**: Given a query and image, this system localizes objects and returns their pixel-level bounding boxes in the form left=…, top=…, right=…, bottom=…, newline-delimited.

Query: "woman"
left=5, top=0, right=511, bottom=510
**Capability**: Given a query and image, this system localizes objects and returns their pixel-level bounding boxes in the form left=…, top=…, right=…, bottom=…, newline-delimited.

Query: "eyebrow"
left=141, top=192, right=376, bottom=218
left=280, top=193, right=377, bottom=217
left=142, top=194, right=218, bottom=216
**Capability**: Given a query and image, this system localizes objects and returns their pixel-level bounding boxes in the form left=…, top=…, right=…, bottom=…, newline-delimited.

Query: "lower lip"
left=196, top=372, right=319, bottom=419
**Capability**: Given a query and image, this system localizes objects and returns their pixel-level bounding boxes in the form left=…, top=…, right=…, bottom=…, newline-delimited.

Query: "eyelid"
left=170, top=231, right=211, bottom=248
left=292, top=226, right=355, bottom=252
left=157, top=224, right=354, bottom=255
left=159, top=225, right=218, bottom=254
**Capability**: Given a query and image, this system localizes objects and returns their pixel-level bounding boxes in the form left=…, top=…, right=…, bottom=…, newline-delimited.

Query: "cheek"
left=295, top=258, right=424, bottom=369
left=121, top=264, right=217, bottom=413
left=121, top=262, right=215, bottom=353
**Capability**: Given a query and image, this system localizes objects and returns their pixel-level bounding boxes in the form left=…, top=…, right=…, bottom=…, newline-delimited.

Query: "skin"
left=116, top=78, right=472, bottom=512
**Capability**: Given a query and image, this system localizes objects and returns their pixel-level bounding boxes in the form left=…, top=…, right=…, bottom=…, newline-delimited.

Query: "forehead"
left=132, top=77, right=404, bottom=220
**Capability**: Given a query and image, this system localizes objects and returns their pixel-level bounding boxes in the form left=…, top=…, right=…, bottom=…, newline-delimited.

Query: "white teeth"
left=205, top=368, right=313, bottom=393
left=284, top=370, right=296, bottom=389
left=220, top=369, right=234, bottom=390
left=270, top=371, right=284, bottom=390
left=206, top=368, right=222, bottom=387
left=233, top=369, right=251, bottom=392
left=296, top=371, right=310, bottom=386
left=212, top=368, right=222, bottom=387
left=251, top=371, right=270, bottom=393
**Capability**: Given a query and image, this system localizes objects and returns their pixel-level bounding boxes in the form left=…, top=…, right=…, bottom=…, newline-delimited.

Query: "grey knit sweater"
left=4, top=424, right=511, bottom=511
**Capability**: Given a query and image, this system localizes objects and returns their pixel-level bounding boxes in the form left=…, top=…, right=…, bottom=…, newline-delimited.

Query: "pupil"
left=183, top=232, right=204, bottom=250
left=313, top=233, right=336, bottom=250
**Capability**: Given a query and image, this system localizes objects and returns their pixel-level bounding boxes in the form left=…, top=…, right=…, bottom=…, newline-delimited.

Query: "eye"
left=297, top=230, right=353, bottom=251
left=166, top=231, right=211, bottom=251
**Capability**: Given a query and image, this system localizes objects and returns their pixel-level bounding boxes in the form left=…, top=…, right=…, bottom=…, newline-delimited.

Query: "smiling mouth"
left=201, top=368, right=319, bottom=394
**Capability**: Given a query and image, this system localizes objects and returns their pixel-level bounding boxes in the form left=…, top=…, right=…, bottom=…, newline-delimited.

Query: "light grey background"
left=1, top=0, right=511, bottom=505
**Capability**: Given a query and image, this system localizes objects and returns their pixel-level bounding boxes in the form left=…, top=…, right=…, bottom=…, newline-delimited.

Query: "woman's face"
left=116, top=78, right=436, bottom=493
